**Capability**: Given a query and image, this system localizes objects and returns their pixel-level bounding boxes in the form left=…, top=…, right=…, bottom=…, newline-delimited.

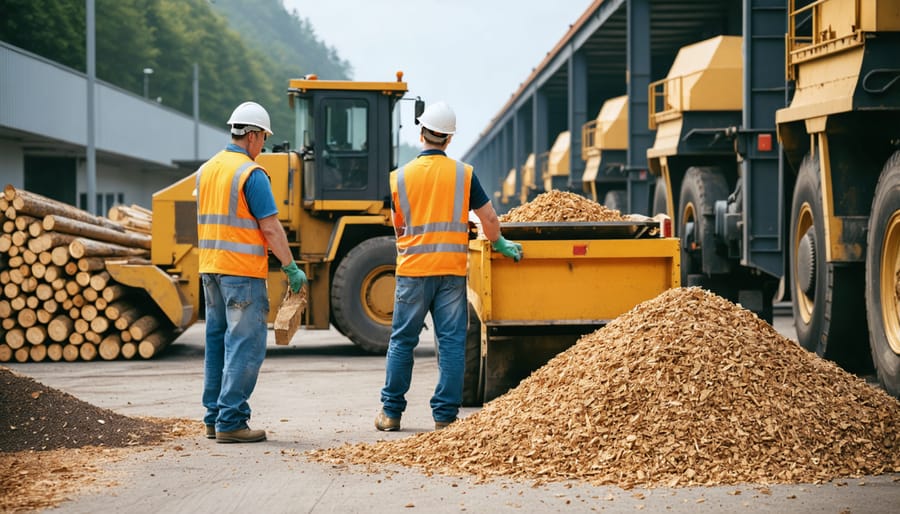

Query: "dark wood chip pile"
left=0, top=366, right=165, bottom=452
left=308, top=287, right=900, bottom=488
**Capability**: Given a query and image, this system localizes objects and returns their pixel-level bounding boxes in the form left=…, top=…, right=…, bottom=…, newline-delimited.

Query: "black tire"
left=677, top=167, right=729, bottom=284
left=603, top=189, right=627, bottom=212
left=790, top=152, right=870, bottom=371
left=866, top=151, right=900, bottom=397
left=652, top=176, right=668, bottom=216
left=331, top=236, right=396, bottom=354
left=462, top=302, right=484, bottom=406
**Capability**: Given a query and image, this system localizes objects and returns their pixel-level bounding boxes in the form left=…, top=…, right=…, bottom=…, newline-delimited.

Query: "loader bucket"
left=105, top=261, right=196, bottom=330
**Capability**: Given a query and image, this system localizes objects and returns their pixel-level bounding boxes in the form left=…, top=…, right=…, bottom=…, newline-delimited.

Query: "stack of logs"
left=0, top=185, right=177, bottom=363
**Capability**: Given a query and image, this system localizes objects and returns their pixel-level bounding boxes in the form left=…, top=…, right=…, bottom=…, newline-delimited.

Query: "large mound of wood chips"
left=308, top=287, right=900, bottom=488
left=500, top=190, right=625, bottom=223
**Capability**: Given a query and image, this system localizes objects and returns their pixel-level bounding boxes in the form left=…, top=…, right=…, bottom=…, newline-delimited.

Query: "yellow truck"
left=645, top=1, right=900, bottom=396
left=542, top=131, right=571, bottom=192
left=464, top=218, right=679, bottom=404
left=581, top=95, right=630, bottom=209
left=519, top=153, right=538, bottom=205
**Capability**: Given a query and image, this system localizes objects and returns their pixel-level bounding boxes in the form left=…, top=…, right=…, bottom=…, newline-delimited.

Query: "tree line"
left=0, top=0, right=352, bottom=142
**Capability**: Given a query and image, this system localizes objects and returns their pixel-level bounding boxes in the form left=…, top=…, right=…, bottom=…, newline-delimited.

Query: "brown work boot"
left=205, top=424, right=216, bottom=439
left=216, top=426, right=267, bottom=443
left=374, top=410, right=400, bottom=431
left=434, top=418, right=457, bottom=431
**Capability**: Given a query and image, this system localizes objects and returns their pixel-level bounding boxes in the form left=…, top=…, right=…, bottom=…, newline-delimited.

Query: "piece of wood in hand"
left=274, top=286, right=308, bottom=346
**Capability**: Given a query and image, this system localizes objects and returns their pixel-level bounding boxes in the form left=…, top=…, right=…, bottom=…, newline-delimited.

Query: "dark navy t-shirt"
left=417, top=149, right=490, bottom=210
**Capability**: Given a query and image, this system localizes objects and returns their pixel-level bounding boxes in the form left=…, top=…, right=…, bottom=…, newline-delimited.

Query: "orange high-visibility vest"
left=390, top=155, right=472, bottom=277
left=197, top=150, right=269, bottom=278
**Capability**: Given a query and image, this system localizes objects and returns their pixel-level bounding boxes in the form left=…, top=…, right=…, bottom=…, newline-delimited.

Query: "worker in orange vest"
left=376, top=101, right=522, bottom=432
left=196, top=101, right=307, bottom=443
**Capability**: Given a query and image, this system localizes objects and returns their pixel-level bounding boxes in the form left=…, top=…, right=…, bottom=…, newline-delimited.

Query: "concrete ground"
left=6, top=312, right=899, bottom=514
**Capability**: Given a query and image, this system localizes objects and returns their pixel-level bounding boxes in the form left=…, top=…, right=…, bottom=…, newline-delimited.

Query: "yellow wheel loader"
left=108, top=73, right=419, bottom=354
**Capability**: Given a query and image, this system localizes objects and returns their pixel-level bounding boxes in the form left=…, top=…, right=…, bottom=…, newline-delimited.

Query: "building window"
left=79, top=192, right=125, bottom=216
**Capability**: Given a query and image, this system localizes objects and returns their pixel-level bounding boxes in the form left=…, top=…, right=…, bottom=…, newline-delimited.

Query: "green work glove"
left=492, top=236, right=523, bottom=262
left=281, top=261, right=307, bottom=293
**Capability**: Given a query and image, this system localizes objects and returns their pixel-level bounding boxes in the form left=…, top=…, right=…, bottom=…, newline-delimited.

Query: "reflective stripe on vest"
left=196, top=161, right=265, bottom=256
left=395, top=160, right=468, bottom=256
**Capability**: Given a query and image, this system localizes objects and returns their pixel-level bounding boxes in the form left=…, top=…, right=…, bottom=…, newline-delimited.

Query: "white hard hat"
left=417, top=101, right=456, bottom=135
left=227, top=101, right=273, bottom=136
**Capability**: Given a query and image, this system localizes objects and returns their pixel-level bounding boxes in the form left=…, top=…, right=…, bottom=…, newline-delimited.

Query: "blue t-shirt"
left=225, top=144, right=279, bottom=220
left=417, top=150, right=490, bottom=210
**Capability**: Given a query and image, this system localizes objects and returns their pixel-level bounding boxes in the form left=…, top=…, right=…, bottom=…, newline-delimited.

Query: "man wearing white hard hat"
left=196, top=101, right=307, bottom=443
left=376, top=101, right=523, bottom=432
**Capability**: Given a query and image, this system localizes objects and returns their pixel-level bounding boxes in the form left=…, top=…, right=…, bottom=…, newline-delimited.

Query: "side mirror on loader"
left=414, top=98, right=425, bottom=124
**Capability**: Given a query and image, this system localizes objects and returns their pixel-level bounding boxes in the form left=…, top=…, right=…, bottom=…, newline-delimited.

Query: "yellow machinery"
left=643, top=0, right=900, bottom=397
left=519, top=153, right=538, bottom=205
left=581, top=95, right=629, bottom=208
left=542, top=131, right=570, bottom=192
left=776, top=0, right=900, bottom=394
left=111, top=74, right=416, bottom=354
left=644, top=35, right=750, bottom=308
left=500, top=168, right=516, bottom=206
left=646, top=35, right=743, bottom=219
left=464, top=219, right=679, bottom=404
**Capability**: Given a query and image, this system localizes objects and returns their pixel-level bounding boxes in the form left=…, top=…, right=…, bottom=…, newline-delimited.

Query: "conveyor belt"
left=500, top=221, right=661, bottom=240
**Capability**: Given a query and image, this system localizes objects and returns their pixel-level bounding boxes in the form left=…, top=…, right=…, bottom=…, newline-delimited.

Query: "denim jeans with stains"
left=380, top=275, right=467, bottom=424
left=201, top=273, right=269, bottom=432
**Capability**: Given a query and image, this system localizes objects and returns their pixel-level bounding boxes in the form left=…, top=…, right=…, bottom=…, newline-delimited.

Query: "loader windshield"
left=320, top=98, right=369, bottom=190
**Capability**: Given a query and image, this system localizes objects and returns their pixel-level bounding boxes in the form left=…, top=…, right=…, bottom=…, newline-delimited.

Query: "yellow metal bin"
left=465, top=220, right=680, bottom=404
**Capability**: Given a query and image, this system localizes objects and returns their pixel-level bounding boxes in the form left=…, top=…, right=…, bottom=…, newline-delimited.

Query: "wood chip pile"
left=499, top=190, right=626, bottom=223
left=308, top=287, right=900, bottom=488
left=0, top=185, right=178, bottom=363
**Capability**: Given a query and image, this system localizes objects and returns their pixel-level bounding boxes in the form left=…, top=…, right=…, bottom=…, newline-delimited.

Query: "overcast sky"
left=281, top=0, right=594, bottom=155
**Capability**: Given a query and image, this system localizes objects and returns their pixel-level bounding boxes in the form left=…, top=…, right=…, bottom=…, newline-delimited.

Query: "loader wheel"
left=331, top=236, right=396, bottom=354
left=652, top=177, right=668, bottom=216
left=790, top=152, right=870, bottom=372
left=866, top=151, right=900, bottom=397
left=677, top=167, right=728, bottom=285
left=603, top=189, right=627, bottom=213
left=462, top=302, right=484, bottom=406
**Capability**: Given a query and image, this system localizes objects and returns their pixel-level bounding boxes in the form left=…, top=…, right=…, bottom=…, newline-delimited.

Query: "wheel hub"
left=797, top=228, right=817, bottom=297
left=883, top=213, right=900, bottom=354
left=361, top=266, right=395, bottom=325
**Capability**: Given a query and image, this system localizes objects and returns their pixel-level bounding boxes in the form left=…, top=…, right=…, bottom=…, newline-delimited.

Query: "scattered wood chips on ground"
left=500, top=190, right=626, bottom=223
left=0, top=367, right=199, bottom=512
left=307, top=287, right=900, bottom=488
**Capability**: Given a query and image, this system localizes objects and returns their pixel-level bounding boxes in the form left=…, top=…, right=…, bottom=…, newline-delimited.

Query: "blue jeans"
left=201, top=273, right=269, bottom=433
left=380, top=275, right=467, bottom=423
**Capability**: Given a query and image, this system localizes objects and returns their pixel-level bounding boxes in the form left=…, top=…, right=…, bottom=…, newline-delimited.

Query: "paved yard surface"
left=5, top=316, right=899, bottom=513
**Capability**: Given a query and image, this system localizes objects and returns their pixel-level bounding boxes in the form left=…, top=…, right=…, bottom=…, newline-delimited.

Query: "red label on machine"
left=572, top=244, right=588, bottom=256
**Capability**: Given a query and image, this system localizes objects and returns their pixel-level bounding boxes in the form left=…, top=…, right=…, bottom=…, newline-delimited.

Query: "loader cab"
left=288, top=75, right=408, bottom=206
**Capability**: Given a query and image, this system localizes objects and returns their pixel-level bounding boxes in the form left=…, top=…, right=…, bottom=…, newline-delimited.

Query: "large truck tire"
left=462, top=302, right=484, bottom=406
left=331, top=236, right=396, bottom=354
left=603, top=189, right=627, bottom=213
left=678, top=167, right=729, bottom=285
left=790, top=152, right=870, bottom=372
left=652, top=177, right=668, bottom=216
left=866, top=151, right=900, bottom=397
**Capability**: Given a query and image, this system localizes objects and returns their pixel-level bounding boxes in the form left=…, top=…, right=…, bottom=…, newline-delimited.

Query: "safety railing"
left=786, top=0, right=864, bottom=80
left=581, top=119, right=598, bottom=160
left=648, top=73, right=691, bottom=130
